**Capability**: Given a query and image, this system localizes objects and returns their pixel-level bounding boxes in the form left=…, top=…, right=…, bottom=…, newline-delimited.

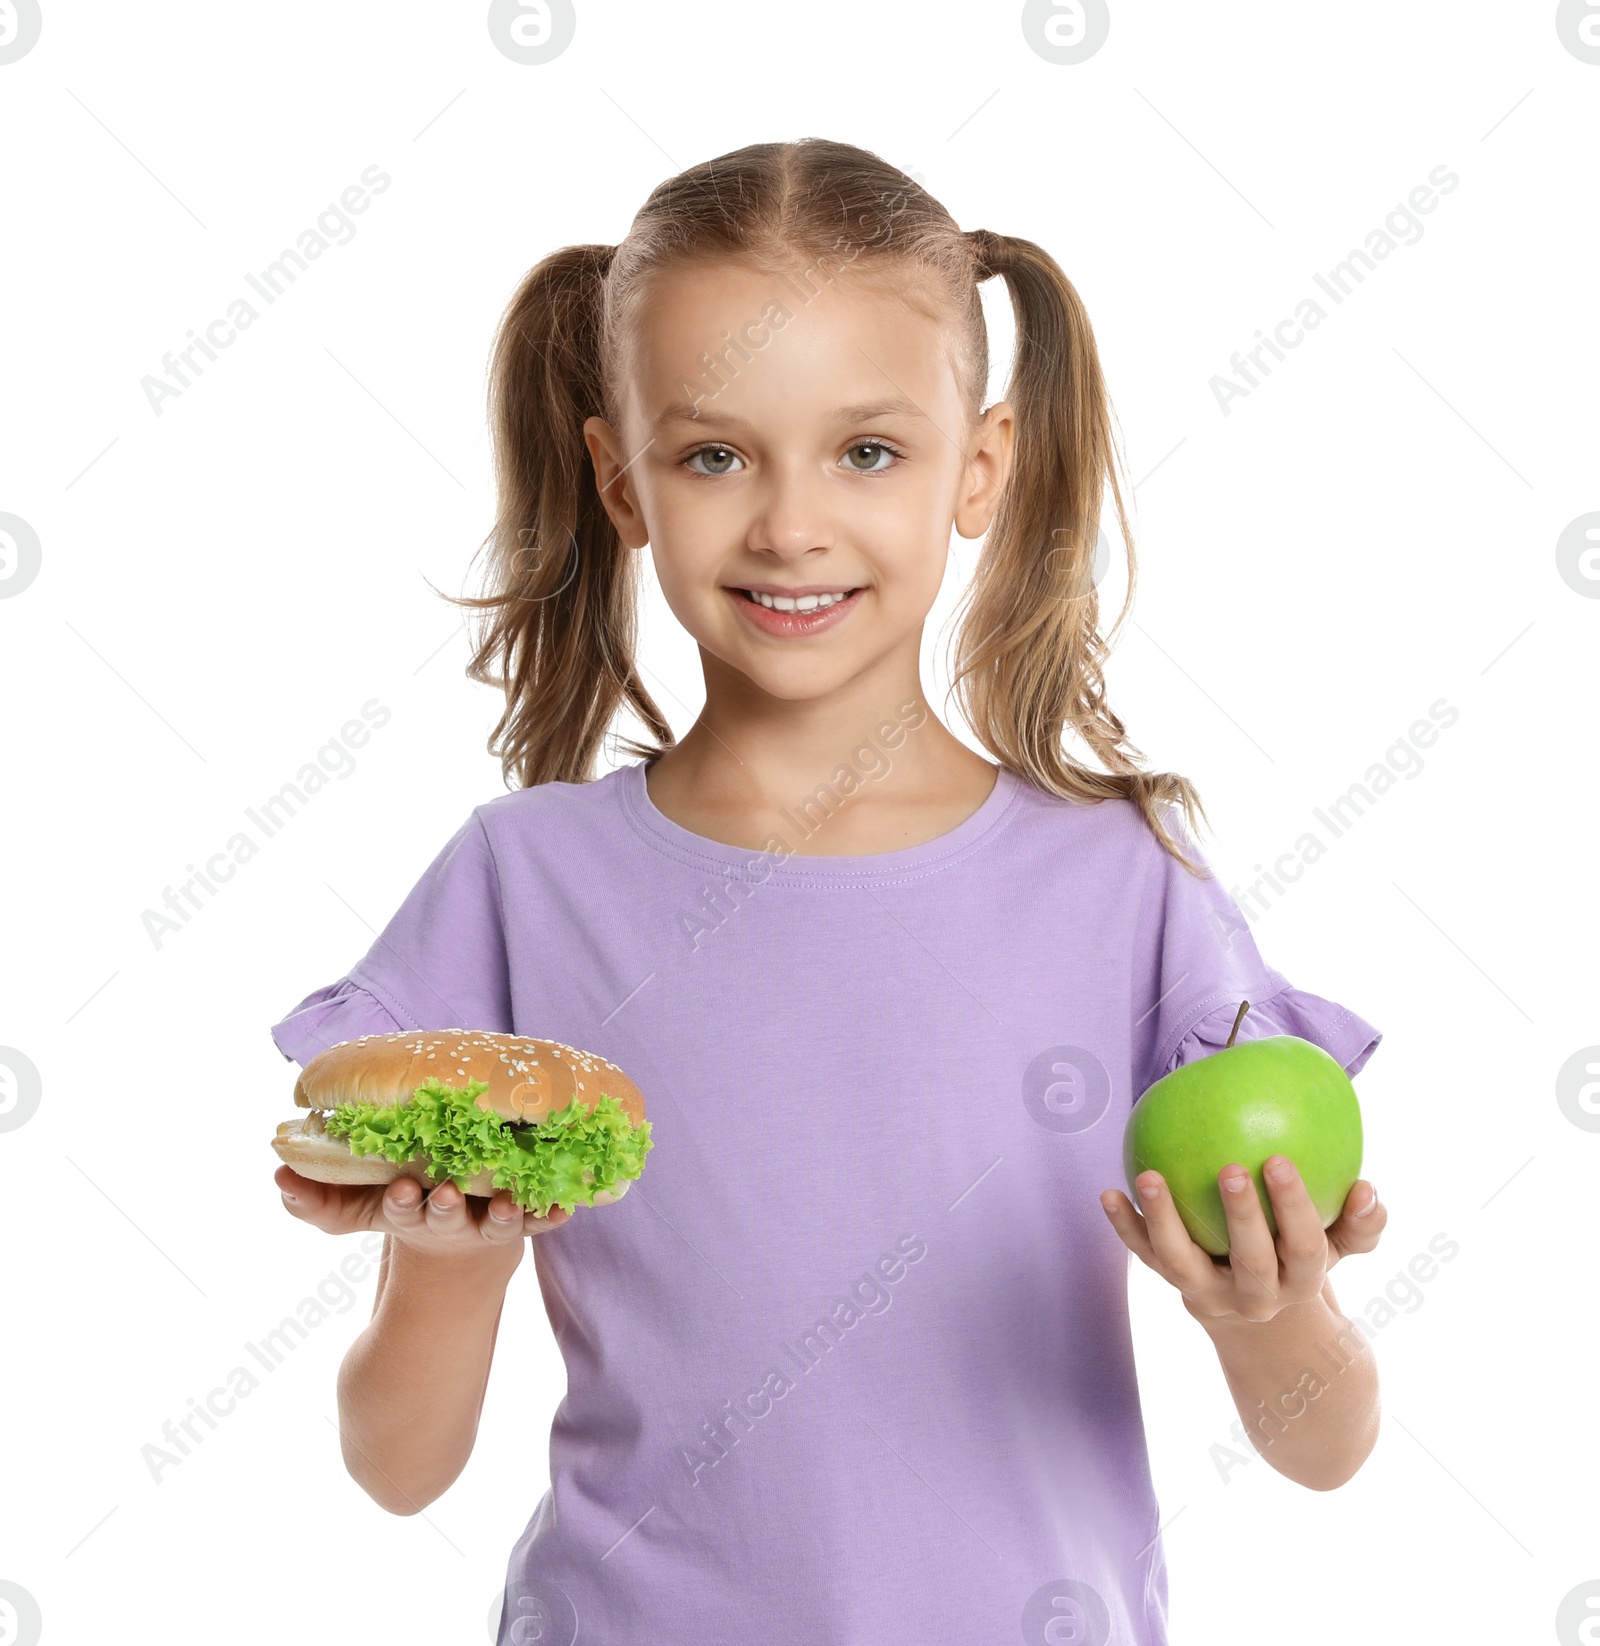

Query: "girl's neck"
left=642, top=708, right=999, bottom=858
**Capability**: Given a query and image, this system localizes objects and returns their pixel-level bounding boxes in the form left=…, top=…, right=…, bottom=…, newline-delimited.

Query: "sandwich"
left=272, top=1028, right=653, bottom=1217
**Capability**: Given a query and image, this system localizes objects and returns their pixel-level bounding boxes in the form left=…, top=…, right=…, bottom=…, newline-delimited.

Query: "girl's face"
left=585, top=257, right=1014, bottom=708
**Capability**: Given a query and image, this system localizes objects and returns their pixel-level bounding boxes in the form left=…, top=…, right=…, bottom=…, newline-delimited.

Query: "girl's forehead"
left=615, top=256, right=968, bottom=419
left=628, top=251, right=941, bottom=332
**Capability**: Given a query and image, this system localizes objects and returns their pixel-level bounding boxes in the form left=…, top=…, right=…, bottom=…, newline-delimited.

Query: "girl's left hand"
left=1099, top=1157, right=1386, bottom=1324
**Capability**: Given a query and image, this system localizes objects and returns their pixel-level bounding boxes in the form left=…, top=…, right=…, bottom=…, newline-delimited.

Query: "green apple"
left=1123, top=1002, right=1363, bottom=1256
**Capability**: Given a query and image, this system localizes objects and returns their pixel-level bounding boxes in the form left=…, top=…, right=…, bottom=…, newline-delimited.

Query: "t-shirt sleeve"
left=267, top=810, right=514, bottom=1068
left=1130, top=808, right=1382, bottom=1099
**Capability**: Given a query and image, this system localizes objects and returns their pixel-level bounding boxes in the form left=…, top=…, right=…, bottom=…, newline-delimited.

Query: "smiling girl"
left=271, top=138, right=1385, bottom=1645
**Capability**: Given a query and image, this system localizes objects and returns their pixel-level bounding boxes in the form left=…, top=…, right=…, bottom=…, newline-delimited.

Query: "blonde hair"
left=448, top=137, right=1209, bottom=871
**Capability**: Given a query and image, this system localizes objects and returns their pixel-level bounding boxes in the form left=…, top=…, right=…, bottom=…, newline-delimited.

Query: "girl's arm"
left=1102, top=1156, right=1387, bottom=1491
left=275, top=1166, right=571, bottom=1514
left=336, top=1231, right=521, bottom=1514
left=1186, top=1275, right=1379, bottom=1489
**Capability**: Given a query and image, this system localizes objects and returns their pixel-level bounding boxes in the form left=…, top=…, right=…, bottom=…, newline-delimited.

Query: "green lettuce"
left=323, top=1077, right=653, bottom=1217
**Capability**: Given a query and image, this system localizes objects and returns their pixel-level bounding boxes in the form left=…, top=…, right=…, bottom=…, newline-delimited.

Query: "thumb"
left=1326, top=1181, right=1384, bottom=1262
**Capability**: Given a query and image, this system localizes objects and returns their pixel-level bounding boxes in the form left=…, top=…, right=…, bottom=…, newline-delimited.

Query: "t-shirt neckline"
left=618, top=756, right=1022, bottom=885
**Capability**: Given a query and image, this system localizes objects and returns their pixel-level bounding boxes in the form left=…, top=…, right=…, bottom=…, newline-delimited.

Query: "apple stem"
left=1225, top=1000, right=1250, bottom=1050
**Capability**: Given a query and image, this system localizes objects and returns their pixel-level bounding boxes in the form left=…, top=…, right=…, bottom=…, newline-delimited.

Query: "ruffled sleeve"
left=267, top=810, right=514, bottom=1068
left=1131, top=809, right=1382, bottom=1098
left=268, top=976, right=408, bottom=1068
left=1158, top=980, right=1382, bottom=1084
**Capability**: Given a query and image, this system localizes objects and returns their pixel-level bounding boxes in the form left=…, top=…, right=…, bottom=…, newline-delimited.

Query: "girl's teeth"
left=744, top=589, right=853, bottom=611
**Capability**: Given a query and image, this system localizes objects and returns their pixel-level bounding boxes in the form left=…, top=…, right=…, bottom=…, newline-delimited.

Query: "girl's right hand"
left=273, top=1164, right=572, bottom=1268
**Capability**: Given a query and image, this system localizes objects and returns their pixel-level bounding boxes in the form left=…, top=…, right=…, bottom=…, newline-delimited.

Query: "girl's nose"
left=746, top=460, right=836, bottom=558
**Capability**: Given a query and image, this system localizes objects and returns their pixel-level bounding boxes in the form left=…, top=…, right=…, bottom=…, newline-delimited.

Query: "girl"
left=271, top=138, right=1386, bottom=1645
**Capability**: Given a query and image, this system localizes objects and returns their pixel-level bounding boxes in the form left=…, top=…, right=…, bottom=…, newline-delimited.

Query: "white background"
left=2, top=2, right=1596, bottom=1642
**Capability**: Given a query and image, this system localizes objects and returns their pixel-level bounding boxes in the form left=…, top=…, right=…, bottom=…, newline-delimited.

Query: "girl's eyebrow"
left=651, top=396, right=926, bottom=432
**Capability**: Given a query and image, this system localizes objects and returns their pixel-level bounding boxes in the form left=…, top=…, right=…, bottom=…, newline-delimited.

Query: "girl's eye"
left=840, top=442, right=898, bottom=473
left=686, top=445, right=744, bottom=476
left=681, top=437, right=908, bottom=477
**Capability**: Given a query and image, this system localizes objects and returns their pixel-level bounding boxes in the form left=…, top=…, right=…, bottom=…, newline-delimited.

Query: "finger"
left=482, top=1190, right=532, bottom=1243
left=276, top=1163, right=323, bottom=1207
left=1133, top=1172, right=1232, bottom=1298
left=1215, top=1164, right=1281, bottom=1316
left=1326, top=1180, right=1386, bottom=1262
left=1099, top=1189, right=1159, bottom=1266
left=423, top=1180, right=468, bottom=1234
left=1259, top=1155, right=1330, bottom=1297
left=275, top=1166, right=360, bottom=1233
left=275, top=1164, right=312, bottom=1208
left=523, top=1203, right=574, bottom=1237
left=382, top=1174, right=430, bottom=1233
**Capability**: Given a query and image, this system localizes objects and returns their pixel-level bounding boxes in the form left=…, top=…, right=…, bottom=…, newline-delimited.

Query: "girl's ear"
left=953, top=400, right=1016, bottom=541
left=583, top=416, right=650, bottom=549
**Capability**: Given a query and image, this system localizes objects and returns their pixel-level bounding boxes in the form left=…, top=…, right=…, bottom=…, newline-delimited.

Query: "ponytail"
left=446, top=243, right=671, bottom=787
left=950, top=228, right=1210, bottom=874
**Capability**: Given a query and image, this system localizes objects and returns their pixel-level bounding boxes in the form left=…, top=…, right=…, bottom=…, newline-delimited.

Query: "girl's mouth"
left=725, top=585, right=865, bottom=637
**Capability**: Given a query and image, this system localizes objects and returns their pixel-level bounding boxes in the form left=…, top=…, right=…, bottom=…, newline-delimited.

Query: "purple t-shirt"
left=270, top=758, right=1380, bottom=1645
